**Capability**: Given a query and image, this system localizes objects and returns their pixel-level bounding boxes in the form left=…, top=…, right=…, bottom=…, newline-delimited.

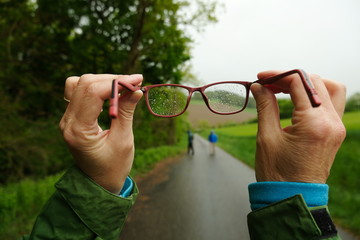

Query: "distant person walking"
left=187, top=130, right=194, bottom=155
left=208, top=130, right=218, bottom=155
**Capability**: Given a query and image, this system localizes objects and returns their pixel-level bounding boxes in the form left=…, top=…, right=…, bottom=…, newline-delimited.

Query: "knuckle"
left=64, top=76, right=80, bottom=100
left=59, top=118, right=82, bottom=146
left=83, top=82, right=99, bottom=98
left=311, top=118, right=346, bottom=145
left=337, top=83, right=347, bottom=95
left=65, top=76, right=80, bottom=89
left=61, top=124, right=86, bottom=146
left=61, top=126, right=74, bottom=144
left=65, top=76, right=79, bottom=84
left=333, top=123, right=346, bottom=145
left=123, top=140, right=134, bottom=152
left=80, top=73, right=94, bottom=80
left=118, top=108, right=135, bottom=121
left=59, top=118, right=65, bottom=132
left=78, top=74, right=95, bottom=85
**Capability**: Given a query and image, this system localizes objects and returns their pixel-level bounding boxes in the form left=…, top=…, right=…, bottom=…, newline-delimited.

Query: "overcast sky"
left=190, top=0, right=360, bottom=98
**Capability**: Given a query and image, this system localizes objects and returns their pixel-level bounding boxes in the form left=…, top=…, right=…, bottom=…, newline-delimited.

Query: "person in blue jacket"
left=208, top=130, right=218, bottom=155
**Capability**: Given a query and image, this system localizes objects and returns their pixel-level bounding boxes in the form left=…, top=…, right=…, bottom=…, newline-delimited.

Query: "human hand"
left=59, top=74, right=143, bottom=194
left=251, top=70, right=346, bottom=183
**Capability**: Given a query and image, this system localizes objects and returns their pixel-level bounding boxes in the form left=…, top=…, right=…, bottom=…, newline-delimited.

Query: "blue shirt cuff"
left=248, top=181, right=329, bottom=210
left=119, top=176, right=134, bottom=198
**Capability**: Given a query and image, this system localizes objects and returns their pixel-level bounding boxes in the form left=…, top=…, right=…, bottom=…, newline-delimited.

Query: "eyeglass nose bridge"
left=185, top=86, right=212, bottom=109
left=198, top=86, right=212, bottom=107
left=186, top=85, right=231, bottom=115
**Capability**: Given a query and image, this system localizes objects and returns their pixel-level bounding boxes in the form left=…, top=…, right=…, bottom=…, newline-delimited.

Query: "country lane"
left=119, top=135, right=358, bottom=240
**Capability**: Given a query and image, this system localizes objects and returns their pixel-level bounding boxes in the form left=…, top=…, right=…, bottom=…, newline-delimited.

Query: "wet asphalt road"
left=119, top=135, right=358, bottom=240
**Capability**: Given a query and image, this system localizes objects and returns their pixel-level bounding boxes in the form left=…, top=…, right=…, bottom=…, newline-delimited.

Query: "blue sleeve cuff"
left=248, top=182, right=329, bottom=210
left=119, top=176, right=134, bottom=198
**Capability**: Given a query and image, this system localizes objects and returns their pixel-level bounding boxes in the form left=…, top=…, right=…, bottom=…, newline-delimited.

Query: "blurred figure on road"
left=187, top=130, right=194, bottom=155
left=208, top=130, right=218, bottom=155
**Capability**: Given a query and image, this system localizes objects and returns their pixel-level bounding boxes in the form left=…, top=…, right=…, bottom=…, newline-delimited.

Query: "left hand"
left=59, top=74, right=143, bottom=194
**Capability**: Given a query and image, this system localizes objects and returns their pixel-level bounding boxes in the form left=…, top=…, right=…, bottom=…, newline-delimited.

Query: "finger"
left=109, top=90, right=143, bottom=140
left=69, top=74, right=143, bottom=126
left=251, top=83, right=282, bottom=137
left=258, top=70, right=314, bottom=111
left=319, top=77, right=346, bottom=118
left=304, top=74, right=343, bottom=117
left=257, top=70, right=290, bottom=94
left=64, top=76, right=80, bottom=101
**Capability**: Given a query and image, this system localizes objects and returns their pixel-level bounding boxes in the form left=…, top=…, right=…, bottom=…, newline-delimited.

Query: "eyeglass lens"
left=147, top=83, right=247, bottom=116
left=147, top=86, right=189, bottom=116
left=204, top=83, right=247, bottom=113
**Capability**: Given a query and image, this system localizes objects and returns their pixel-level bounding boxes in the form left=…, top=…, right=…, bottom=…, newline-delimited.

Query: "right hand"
left=251, top=70, right=346, bottom=183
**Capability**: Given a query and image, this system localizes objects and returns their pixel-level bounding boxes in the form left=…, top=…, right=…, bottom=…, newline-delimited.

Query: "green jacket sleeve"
left=22, top=166, right=138, bottom=240
left=247, top=194, right=341, bottom=240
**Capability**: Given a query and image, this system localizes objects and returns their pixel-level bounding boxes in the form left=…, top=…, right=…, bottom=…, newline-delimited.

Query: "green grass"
left=0, top=172, right=64, bottom=239
left=342, top=111, right=360, bottom=130
left=214, top=117, right=292, bottom=137
left=327, top=129, right=360, bottom=235
left=203, top=111, right=360, bottom=236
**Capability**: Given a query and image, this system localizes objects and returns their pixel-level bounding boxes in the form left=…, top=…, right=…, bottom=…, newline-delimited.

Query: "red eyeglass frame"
left=109, top=69, right=321, bottom=118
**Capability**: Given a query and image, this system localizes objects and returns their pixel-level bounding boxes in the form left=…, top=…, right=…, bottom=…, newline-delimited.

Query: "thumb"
left=110, top=90, right=143, bottom=134
left=251, top=83, right=281, bottom=136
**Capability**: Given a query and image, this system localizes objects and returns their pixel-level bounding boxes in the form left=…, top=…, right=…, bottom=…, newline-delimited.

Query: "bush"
left=345, top=92, right=360, bottom=112
left=278, top=99, right=294, bottom=119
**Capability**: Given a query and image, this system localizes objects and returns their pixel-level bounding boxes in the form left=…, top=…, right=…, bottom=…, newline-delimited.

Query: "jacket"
left=22, top=166, right=138, bottom=240
left=248, top=194, right=340, bottom=239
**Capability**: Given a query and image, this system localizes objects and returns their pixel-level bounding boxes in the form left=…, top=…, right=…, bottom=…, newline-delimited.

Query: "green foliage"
left=327, top=130, right=360, bottom=235
left=0, top=0, right=218, bottom=118
left=341, top=111, right=360, bottom=130
left=0, top=172, right=64, bottom=239
left=216, top=122, right=258, bottom=137
left=131, top=137, right=186, bottom=175
left=0, top=0, right=219, bottom=183
left=145, top=85, right=188, bottom=116
left=345, top=92, right=360, bottom=112
left=278, top=98, right=294, bottom=119
left=133, top=100, right=188, bottom=148
left=0, top=104, right=71, bottom=183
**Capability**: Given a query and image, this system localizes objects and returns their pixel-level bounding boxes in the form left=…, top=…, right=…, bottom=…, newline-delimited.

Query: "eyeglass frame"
left=109, top=69, right=321, bottom=118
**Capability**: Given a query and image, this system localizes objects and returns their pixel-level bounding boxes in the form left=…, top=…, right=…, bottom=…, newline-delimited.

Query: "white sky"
left=190, top=0, right=360, bottom=98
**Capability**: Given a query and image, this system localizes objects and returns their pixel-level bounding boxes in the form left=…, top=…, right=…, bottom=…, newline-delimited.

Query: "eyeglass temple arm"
left=109, top=79, right=142, bottom=118
left=254, top=69, right=321, bottom=108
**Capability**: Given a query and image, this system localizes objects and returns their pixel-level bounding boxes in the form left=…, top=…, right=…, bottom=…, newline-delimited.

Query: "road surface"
left=119, top=135, right=358, bottom=240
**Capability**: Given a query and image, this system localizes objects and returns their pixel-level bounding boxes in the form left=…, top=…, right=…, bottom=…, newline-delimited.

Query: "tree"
left=1, top=0, right=218, bottom=118
left=0, top=0, right=219, bottom=182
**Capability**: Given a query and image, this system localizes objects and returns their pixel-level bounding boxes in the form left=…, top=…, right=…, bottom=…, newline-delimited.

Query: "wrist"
left=77, top=168, right=128, bottom=194
left=248, top=181, right=329, bottom=210
left=92, top=174, right=128, bottom=195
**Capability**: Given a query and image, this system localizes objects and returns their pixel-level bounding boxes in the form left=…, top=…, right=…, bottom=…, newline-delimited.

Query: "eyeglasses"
left=109, top=69, right=321, bottom=118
